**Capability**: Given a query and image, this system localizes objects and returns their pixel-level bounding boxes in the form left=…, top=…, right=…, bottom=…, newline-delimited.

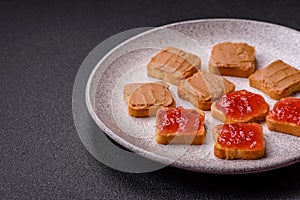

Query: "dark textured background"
left=1, top=0, right=300, bottom=199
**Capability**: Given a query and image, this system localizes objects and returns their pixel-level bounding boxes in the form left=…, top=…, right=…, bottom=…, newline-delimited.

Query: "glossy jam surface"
left=216, top=90, right=268, bottom=119
left=157, top=107, right=204, bottom=134
left=217, top=123, right=264, bottom=149
left=268, top=97, right=300, bottom=125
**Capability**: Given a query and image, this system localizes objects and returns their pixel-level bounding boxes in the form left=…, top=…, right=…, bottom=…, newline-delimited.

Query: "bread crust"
left=209, top=42, right=256, bottom=78
left=147, top=47, right=201, bottom=85
left=128, top=103, right=176, bottom=118
left=155, top=108, right=205, bottom=145
left=155, top=126, right=205, bottom=145
left=209, top=61, right=255, bottom=78
left=266, top=118, right=300, bottom=137
left=213, top=124, right=265, bottom=160
left=177, top=71, right=235, bottom=111
left=210, top=102, right=226, bottom=122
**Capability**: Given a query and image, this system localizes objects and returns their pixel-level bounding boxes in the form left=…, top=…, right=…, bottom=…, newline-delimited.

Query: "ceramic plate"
left=86, top=19, right=300, bottom=173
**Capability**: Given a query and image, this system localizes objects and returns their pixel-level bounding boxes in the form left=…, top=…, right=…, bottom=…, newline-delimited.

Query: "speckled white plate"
left=86, top=19, right=300, bottom=174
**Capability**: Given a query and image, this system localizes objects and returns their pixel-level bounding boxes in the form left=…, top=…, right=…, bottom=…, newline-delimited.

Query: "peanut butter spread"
left=210, top=42, right=255, bottom=69
left=129, top=83, right=174, bottom=109
left=148, top=47, right=201, bottom=77
left=183, top=71, right=235, bottom=102
left=251, top=60, right=300, bottom=93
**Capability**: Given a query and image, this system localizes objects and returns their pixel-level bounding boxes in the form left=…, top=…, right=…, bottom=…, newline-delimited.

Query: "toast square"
left=209, top=42, right=256, bottom=78
left=177, top=70, right=235, bottom=110
left=123, top=82, right=176, bottom=117
left=147, top=47, right=201, bottom=85
left=211, top=90, right=269, bottom=123
left=213, top=123, right=265, bottom=160
left=155, top=106, right=205, bottom=145
left=249, top=60, right=300, bottom=100
left=266, top=97, right=300, bottom=136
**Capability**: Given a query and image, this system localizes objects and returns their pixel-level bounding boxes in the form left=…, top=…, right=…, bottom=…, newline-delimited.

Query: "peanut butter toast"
left=147, top=47, right=201, bottom=85
left=209, top=42, right=256, bottom=78
left=177, top=70, right=235, bottom=110
left=249, top=60, right=300, bottom=100
left=123, top=82, right=176, bottom=117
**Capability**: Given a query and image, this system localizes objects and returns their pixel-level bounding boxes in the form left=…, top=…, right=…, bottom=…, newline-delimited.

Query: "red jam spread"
left=268, top=97, right=300, bottom=126
left=217, top=123, right=264, bottom=149
left=216, top=90, right=268, bottom=120
left=157, top=106, right=204, bottom=134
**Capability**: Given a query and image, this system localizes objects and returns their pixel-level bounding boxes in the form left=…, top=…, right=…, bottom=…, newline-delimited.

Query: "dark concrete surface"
left=1, top=0, right=300, bottom=199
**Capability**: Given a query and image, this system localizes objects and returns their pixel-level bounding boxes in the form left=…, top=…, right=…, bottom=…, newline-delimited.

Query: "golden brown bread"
left=123, top=82, right=176, bottom=117
left=213, top=123, right=265, bottom=160
left=210, top=90, right=269, bottom=123
left=147, top=47, right=201, bottom=85
left=266, top=97, right=300, bottom=136
left=209, top=42, right=256, bottom=78
left=266, top=119, right=300, bottom=137
left=155, top=107, right=205, bottom=145
left=177, top=70, right=235, bottom=110
left=249, top=60, right=300, bottom=100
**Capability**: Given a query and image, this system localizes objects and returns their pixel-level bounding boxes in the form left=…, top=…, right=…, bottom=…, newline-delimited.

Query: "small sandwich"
left=209, top=42, right=256, bottom=78
left=123, top=82, right=176, bottom=117
left=147, top=47, right=201, bottom=85
left=155, top=106, right=205, bottom=145
left=266, top=97, right=300, bottom=136
left=177, top=70, right=235, bottom=110
left=211, top=90, right=269, bottom=123
left=249, top=60, right=300, bottom=100
left=213, top=123, right=265, bottom=160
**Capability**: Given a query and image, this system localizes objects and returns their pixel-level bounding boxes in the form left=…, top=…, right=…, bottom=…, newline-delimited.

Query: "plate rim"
left=85, top=18, right=300, bottom=174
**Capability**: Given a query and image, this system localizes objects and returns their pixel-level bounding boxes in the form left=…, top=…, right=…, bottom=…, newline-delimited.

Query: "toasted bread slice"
left=209, top=42, right=256, bottom=78
left=155, top=106, right=205, bottom=145
left=123, top=82, right=176, bottom=117
left=177, top=70, right=235, bottom=110
left=267, top=119, right=300, bottom=137
left=211, top=90, right=269, bottom=123
left=266, top=97, right=300, bottom=136
left=249, top=60, right=300, bottom=100
left=213, top=123, right=265, bottom=160
left=147, top=47, right=201, bottom=85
